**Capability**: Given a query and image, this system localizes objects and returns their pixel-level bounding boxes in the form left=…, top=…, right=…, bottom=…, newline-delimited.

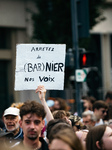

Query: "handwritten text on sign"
left=14, top=44, right=66, bottom=91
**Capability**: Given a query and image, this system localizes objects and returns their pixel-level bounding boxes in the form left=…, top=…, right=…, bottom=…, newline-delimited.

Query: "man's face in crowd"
left=94, top=108, right=108, bottom=120
left=4, top=115, right=20, bottom=132
left=83, top=115, right=95, bottom=128
left=20, top=113, right=45, bottom=140
left=83, top=115, right=91, bottom=126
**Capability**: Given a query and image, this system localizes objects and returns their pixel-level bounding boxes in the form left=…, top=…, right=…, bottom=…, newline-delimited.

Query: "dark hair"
left=93, top=100, right=108, bottom=111
left=49, top=122, right=72, bottom=143
left=46, top=119, right=69, bottom=140
left=54, top=98, right=68, bottom=111
left=53, top=110, right=70, bottom=119
left=81, top=95, right=90, bottom=100
left=81, top=96, right=93, bottom=111
left=105, top=91, right=112, bottom=100
left=86, top=125, right=106, bottom=150
left=89, top=96, right=96, bottom=105
left=20, top=100, right=46, bottom=119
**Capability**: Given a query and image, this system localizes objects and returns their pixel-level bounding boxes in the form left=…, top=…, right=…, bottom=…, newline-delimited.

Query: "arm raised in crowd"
left=35, top=85, right=54, bottom=122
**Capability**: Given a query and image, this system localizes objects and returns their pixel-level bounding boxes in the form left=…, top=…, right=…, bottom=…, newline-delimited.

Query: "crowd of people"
left=0, top=85, right=112, bottom=150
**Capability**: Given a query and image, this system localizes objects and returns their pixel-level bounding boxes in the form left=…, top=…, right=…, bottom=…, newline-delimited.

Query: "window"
left=0, top=27, right=11, bottom=49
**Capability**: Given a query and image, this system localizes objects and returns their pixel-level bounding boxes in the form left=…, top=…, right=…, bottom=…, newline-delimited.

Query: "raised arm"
left=35, top=85, right=54, bottom=123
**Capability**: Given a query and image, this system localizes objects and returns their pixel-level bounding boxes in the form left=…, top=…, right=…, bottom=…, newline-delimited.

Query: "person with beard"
left=3, top=107, right=23, bottom=141
left=19, top=100, right=49, bottom=150
left=82, top=110, right=97, bottom=129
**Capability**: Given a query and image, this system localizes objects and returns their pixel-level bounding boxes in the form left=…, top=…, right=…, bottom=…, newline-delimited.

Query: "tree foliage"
left=31, top=0, right=105, bottom=49
left=89, top=0, right=105, bottom=27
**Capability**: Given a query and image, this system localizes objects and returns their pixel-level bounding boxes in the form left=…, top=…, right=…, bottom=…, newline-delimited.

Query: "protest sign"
left=14, top=44, right=66, bottom=91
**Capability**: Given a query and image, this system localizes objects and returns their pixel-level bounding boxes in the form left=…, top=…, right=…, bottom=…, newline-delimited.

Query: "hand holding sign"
left=36, top=84, right=54, bottom=122
left=35, top=85, right=46, bottom=101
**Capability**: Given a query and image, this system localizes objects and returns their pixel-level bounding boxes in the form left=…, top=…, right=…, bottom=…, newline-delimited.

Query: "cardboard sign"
left=14, top=44, right=66, bottom=91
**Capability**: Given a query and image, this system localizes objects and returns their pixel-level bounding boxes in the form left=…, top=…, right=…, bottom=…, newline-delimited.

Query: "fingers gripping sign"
left=35, top=85, right=46, bottom=101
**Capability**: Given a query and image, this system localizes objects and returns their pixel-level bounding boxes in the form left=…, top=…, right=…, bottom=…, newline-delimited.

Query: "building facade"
left=0, top=0, right=36, bottom=116
left=0, top=0, right=112, bottom=116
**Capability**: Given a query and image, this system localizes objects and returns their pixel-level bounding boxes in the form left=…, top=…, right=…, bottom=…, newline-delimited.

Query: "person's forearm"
left=41, top=98, right=54, bottom=122
left=36, top=85, right=54, bottom=123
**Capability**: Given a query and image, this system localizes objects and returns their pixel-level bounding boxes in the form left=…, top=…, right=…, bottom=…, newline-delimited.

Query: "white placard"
left=14, top=44, right=66, bottom=91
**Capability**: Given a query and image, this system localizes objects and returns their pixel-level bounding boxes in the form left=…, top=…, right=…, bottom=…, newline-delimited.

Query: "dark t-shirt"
left=39, top=137, right=49, bottom=150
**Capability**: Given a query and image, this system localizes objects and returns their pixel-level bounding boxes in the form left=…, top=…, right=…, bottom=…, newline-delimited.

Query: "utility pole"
left=70, top=0, right=81, bottom=116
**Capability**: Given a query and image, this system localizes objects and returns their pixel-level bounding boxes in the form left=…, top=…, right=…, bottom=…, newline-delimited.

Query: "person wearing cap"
left=3, top=107, right=23, bottom=141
